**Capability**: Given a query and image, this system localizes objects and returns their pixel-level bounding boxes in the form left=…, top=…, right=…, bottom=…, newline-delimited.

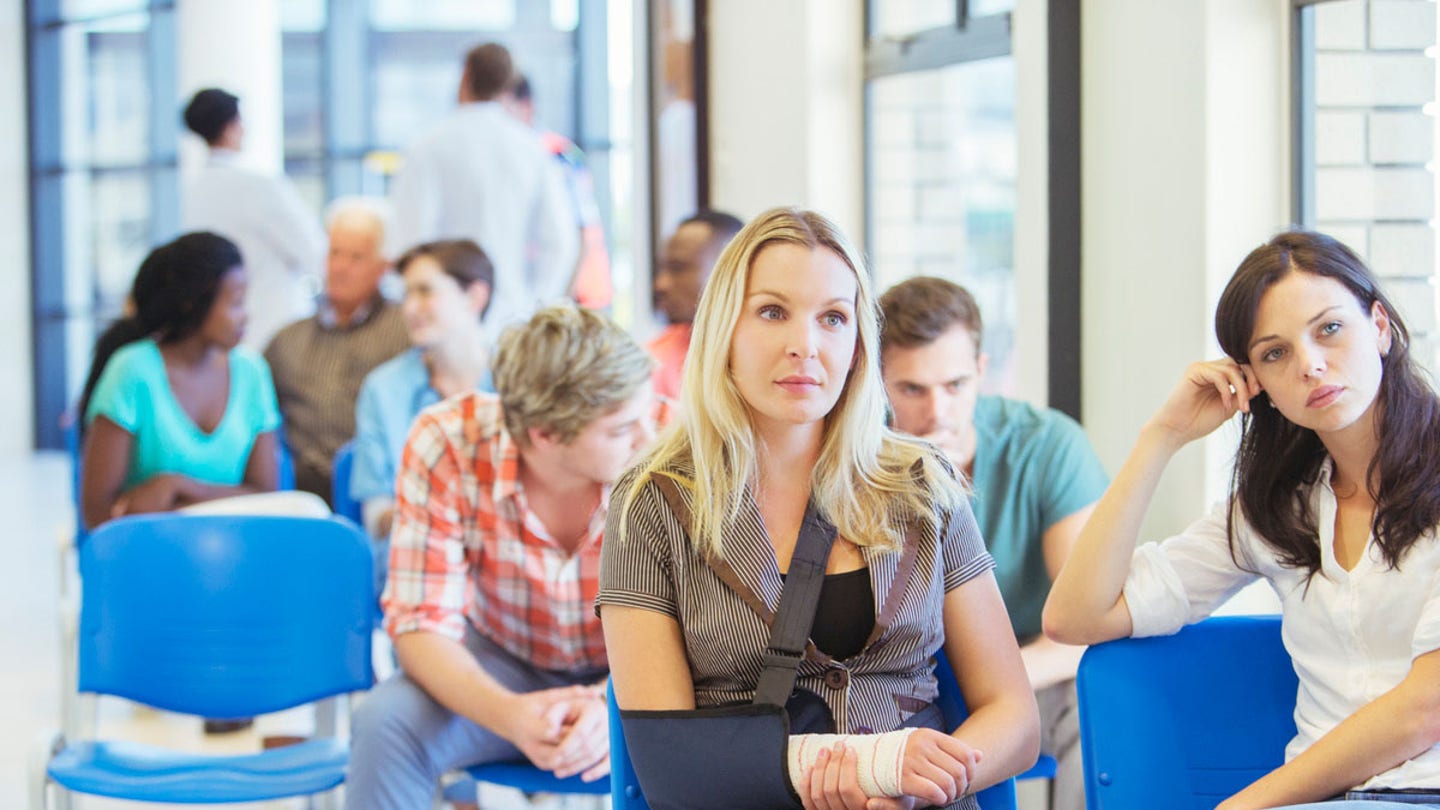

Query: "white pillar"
left=1082, top=0, right=1290, bottom=540
left=176, top=0, right=284, bottom=178
left=1, top=0, right=33, bottom=455
left=707, top=0, right=864, bottom=238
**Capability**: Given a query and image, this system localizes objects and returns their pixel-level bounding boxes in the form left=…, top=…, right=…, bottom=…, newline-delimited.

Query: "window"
left=868, top=57, right=1019, bottom=389
left=865, top=2, right=1022, bottom=394
left=1296, top=0, right=1438, bottom=371
left=26, top=1, right=677, bottom=447
left=28, top=0, right=177, bottom=449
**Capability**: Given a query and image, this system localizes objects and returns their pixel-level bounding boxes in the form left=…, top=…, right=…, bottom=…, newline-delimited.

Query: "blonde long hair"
left=622, top=207, right=962, bottom=556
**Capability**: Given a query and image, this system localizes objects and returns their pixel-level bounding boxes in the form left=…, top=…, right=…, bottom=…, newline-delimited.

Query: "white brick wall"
left=1369, top=111, right=1433, bottom=164
left=1381, top=278, right=1437, bottom=333
left=1316, top=110, right=1367, bottom=165
left=1312, top=0, right=1437, bottom=368
left=1370, top=0, right=1438, bottom=49
left=1316, top=0, right=1367, bottom=50
left=1370, top=223, right=1436, bottom=276
left=1314, top=166, right=1434, bottom=221
left=1314, top=53, right=1434, bottom=106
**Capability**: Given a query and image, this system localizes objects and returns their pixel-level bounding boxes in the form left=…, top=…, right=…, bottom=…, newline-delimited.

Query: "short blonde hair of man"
left=492, top=304, right=654, bottom=445
left=622, top=207, right=963, bottom=558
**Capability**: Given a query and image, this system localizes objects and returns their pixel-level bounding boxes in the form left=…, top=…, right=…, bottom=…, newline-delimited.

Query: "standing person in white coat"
left=180, top=88, right=326, bottom=351
left=389, top=43, right=578, bottom=341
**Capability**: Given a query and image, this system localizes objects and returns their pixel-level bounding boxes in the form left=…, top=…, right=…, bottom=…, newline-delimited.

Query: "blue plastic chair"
left=36, top=514, right=375, bottom=807
left=1076, top=615, right=1296, bottom=810
left=331, top=440, right=363, bottom=525
left=463, top=759, right=611, bottom=800
left=934, top=651, right=1020, bottom=810
left=608, top=651, right=1018, bottom=810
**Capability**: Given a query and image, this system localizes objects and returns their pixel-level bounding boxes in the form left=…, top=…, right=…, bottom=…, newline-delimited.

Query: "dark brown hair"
left=463, top=43, right=514, bottom=101
left=878, top=276, right=983, bottom=354
left=397, top=239, right=495, bottom=319
left=1215, top=230, right=1440, bottom=575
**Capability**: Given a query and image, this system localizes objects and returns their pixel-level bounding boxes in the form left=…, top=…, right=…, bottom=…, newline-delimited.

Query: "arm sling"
left=616, top=475, right=837, bottom=810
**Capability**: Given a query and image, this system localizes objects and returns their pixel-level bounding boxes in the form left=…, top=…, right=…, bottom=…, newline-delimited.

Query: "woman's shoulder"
left=104, top=338, right=162, bottom=376
left=364, top=347, right=425, bottom=389
left=229, top=345, right=274, bottom=378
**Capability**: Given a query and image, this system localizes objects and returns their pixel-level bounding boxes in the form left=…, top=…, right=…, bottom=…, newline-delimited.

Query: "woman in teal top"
left=79, top=231, right=282, bottom=529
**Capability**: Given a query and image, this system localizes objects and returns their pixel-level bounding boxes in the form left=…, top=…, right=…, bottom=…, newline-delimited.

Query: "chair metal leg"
left=29, top=730, right=61, bottom=810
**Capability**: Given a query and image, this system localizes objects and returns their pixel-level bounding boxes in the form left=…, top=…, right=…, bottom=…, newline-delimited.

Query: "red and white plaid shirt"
left=383, top=392, right=619, bottom=672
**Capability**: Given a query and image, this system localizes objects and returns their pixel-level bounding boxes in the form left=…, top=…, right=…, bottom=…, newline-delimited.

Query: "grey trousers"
left=1036, top=679, right=1082, bottom=810
left=344, top=626, right=604, bottom=810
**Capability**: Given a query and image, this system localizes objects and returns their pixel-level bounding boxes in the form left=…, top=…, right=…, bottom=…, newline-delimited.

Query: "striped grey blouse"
left=597, top=460, right=997, bottom=738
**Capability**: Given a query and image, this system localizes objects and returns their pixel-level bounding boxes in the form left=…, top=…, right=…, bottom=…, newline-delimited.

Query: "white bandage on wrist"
left=786, top=728, right=917, bottom=798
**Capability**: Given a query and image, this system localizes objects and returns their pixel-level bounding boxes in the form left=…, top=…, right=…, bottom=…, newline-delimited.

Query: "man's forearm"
left=393, top=630, right=517, bottom=733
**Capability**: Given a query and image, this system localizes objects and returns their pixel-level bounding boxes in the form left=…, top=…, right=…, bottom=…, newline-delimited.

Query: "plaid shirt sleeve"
left=381, top=409, right=472, bottom=642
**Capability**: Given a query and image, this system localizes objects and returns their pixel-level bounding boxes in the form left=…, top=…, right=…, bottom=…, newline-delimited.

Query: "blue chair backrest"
left=331, top=441, right=362, bottom=524
left=276, top=424, right=297, bottom=491
left=607, top=653, right=1017, bottom=810
left=608, top=680, right=649, bottom=809
left=935, top=651, right=1018, bottom=810
left=77, top=514, right=374, bottom=717
left=1077, top=615, right=1297, bottom=810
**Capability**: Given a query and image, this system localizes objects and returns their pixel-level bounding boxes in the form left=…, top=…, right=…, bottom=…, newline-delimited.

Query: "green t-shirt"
left=85, top=339, right=282, bottom=489
left=970, top=396, right=1108, bottom=641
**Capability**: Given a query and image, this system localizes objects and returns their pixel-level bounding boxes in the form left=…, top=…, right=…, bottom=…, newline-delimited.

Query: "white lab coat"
left=182, top=150, right=326, bottom=350
left=389, top=102, right=580, bottom=339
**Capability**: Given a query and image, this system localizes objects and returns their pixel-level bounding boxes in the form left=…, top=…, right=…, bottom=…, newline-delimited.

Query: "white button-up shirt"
left=1124, top=460, right=1440, bottom=790
left=182, top=149, right=325, bottom=350
left=389, top=102, right=579, bottom=340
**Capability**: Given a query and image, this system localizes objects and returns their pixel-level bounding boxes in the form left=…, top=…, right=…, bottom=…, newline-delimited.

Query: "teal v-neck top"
left=85, top=339, right=282, bottom=489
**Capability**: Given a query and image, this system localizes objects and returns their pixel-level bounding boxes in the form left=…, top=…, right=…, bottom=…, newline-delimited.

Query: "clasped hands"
left=501, top=684, right=610, bottom=782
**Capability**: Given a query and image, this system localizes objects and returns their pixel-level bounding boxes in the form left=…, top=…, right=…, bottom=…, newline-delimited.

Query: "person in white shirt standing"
left=180, top=88, right=326, bottom=351
left=389, top=43, right=578, bottom=342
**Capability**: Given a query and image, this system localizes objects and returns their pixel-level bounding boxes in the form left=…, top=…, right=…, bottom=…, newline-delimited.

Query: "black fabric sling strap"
left=753, top=500, right=838, bottom=708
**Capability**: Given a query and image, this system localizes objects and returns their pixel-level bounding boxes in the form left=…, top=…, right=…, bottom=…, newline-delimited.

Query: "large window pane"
left=1303, top=0, right=1438, bottom=370
left=58, top=15, right=150, bottom=168
left=56, top=0, right=146, bottom=20
left=371, top=32, right=477, bottom=149
left=969, top=0, right=1015, bottom=16
left=868, top=56, right=1018, bottom=393
left=654, top=0, right=698, bottom=238
left=871, top=0, right=956, bottom=40
left=282, top=32, right=324, bottom=157
left=280, top=0, right=326, bottom=32
left=91, top=170, right=152, bottom=312
left=370, top=0, right=515, bottom=31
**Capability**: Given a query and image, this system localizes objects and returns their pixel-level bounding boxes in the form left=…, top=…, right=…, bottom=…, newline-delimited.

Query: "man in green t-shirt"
left=880, top=277, right=1108, bottom=810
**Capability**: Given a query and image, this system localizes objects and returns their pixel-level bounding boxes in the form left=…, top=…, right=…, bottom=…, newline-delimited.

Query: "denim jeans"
left=344, top=623, right=605, bottom=810
left=1278, top=798, right=1440, bottom=808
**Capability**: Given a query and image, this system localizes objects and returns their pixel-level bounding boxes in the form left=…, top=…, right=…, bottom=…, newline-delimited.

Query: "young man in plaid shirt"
left=347, top=305, right=663, bottom=809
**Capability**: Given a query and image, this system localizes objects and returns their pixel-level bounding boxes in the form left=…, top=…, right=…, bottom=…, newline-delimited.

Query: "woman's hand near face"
left=1147, top=360, right=1261, bottom=448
